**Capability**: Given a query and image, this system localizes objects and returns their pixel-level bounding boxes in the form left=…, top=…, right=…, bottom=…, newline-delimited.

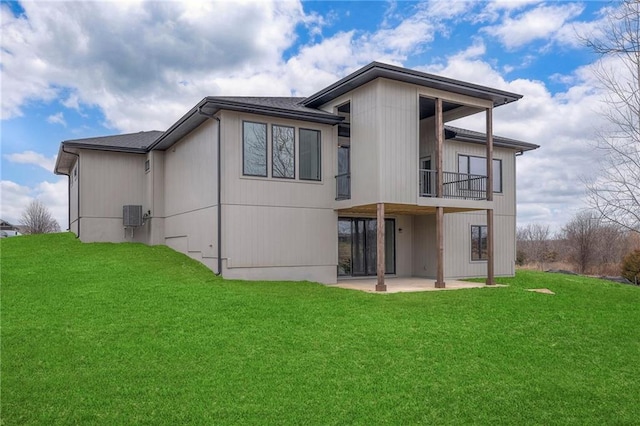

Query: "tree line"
left=517, top=211, right=640, bottom=284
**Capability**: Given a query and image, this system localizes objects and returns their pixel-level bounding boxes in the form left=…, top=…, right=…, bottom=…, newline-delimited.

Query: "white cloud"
left=0, top=179, right=67, bottom=229
left=47, top=112, right=66, bottom=126
left=484, top=3, right=584, bottom=49
left=5, top=150, right=57, bottom=172
left=1, top=1, right=306, bottom=130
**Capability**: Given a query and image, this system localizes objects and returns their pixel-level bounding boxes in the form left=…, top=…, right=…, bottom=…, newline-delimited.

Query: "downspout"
left=197, top=106, right=223, bottom=276
left=61, top=146, right=80, bottom=239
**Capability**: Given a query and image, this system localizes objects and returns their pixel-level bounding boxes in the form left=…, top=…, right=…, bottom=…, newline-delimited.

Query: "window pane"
left=300, top=129, right=321, bottom=181
left=493, top=159, right=502, bottom=192
left=338, top=219, right=352, bottom=276
left=458, top=155, right=468, bottom=174
left=272, top=125, right=294, bottom=178
left=385, top=219, right=395, bottom=274
left=243, top=122, right=267, bottom=176
left=471, top=226, right=480, bottom=260
left=471, top=225, right=488, bottom=261
left=469, top=156, right=486, bottom=176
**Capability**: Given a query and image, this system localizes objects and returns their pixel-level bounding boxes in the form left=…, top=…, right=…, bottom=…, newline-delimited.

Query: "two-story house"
left=54, top=62, right=538, bottom=289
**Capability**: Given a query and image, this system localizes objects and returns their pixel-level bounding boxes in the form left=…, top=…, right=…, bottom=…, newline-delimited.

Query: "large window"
left=299, top=128, right=321, bottom=181
left=243, top=121, right=267, bottom=177
left=272, top=125, right=295, bottom=179
left=338, top=218, right=395, bottom=276
left=458, top=155, right=502, bottom=193
left=471, top=225, right=488, bottom=261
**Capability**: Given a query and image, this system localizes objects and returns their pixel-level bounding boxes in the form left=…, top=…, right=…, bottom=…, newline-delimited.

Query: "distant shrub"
left=621, top=250, right=640, bottom=285
left=516, top=250, right=527, bottom=266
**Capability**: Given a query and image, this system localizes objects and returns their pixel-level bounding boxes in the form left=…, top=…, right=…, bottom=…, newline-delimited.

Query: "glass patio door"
left=338, top=218, right=395, bottom=277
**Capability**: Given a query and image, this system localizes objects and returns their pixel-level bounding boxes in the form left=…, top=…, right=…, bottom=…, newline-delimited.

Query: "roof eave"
left=149, top=97, right=343, bottom=151
left=453, top=134, right=539, bottom=152
left=303, top=62, right=523, bottom=108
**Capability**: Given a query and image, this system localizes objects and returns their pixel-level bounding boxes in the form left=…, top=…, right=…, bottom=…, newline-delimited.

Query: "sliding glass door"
left=338, top=217, right=395, bottom=277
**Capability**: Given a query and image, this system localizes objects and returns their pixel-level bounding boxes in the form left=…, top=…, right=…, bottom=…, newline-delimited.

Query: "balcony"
left=419, top=169, right=487, bottom=200
left=336, top=173, right=351, bottom=200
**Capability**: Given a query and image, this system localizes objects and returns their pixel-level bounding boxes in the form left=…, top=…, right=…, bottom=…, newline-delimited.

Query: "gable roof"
left=303, top=62, right=523, bottom=108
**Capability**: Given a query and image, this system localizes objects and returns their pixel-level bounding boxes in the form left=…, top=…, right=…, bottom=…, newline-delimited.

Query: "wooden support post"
left=376, top=202, right=386, bottom=292
left=435, top=98, right=444, bottom=198
left=486, top=107, right=495, bottom=286
left=435, top=206, right=445, bottom=288
left=486, top=209, right=495, bottom=286
left=486, top=107, right=494, bottom=201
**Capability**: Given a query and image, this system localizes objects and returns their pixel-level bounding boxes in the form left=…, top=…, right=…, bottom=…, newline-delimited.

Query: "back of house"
left=55, top=62, right=538, bottom=285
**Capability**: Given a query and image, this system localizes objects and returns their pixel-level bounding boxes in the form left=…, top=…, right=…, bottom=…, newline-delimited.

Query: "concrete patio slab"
left=326, top=277, right=507, bottom=293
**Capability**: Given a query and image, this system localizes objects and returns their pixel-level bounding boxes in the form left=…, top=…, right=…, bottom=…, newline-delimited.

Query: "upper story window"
left=272, top=125, right=295, bottom=179
left=458, top=154, right=502, bottom=193
left=299, top=128, right=321, bottom=181
left=243, top=121, right=268, bottom=177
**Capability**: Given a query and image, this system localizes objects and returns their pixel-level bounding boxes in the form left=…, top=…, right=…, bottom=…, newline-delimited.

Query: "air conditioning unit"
left=123, top=205, right=143, bottom=227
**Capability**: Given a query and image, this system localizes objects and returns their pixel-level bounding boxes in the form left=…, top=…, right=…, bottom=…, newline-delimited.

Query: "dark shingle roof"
left=62, top=131, right=163, bottom=152
left=209, top=97, right=323, bottom=114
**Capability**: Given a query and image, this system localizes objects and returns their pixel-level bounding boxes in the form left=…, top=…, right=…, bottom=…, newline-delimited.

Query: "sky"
left=0, top=0, right=617, bottom=233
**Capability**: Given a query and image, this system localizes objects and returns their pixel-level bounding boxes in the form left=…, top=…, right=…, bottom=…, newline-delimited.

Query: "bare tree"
left=516, top=223, right=552, bottom=270
left=562, top=211, right=601, bottom=274
left=561, top=210, right=627, bottom=274
left=20, top=200, right=61, bottom=234
left=583, top=0, right=640, bottom=234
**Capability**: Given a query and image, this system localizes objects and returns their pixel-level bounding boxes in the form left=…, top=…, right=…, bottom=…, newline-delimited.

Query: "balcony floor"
left=327, top=277, right=507, bottom=293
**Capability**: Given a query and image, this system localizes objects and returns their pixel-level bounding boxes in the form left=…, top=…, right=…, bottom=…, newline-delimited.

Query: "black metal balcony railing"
left=336, top=173, right=351, bottom=200
left=419, top=169, right=487, bottom=200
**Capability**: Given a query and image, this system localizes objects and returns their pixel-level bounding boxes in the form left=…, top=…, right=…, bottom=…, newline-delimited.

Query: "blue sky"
left=0, top=0, right=614, bottom=231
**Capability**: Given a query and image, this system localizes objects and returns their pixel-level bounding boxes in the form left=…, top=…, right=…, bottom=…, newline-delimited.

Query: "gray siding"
left=378, top=79, right=419, bottom=203
left=78, top=150, right=147, bottom=243
left=163, top=119, right=218, bottom=267
left=218, top=110, right=339, bottom=283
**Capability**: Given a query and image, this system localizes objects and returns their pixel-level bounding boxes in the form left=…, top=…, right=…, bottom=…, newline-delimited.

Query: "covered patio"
left=327, top=277, right=506, bottom=294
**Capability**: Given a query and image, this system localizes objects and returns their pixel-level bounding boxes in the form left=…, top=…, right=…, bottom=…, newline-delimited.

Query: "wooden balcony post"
left=486, top=107, right=495, bottom=286
left=486, top=107, right=493, bottom=201
left=486, top=209, right=495, bottom=286
left=435, top=98, right=444, bottom=198
left=436, top=206, right=445, bottom=288
left=376, top=202, right=386, bottom=292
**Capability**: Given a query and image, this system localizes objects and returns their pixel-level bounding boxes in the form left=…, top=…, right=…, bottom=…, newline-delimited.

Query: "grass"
left=2, top=233, right=639, bottom=425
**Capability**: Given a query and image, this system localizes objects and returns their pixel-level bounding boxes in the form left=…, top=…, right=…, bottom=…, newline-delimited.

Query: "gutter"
left=197, top=106, right=223, bottom=277
left=60, top=145, right=80, bottom=238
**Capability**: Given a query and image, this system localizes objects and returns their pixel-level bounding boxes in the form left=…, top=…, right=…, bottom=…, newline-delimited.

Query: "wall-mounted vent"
left=123, top=205, right=143, bottom=227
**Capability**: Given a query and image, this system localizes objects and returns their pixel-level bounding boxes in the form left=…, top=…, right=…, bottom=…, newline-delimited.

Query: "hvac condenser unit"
left=123, top=205, right=143, bottom=227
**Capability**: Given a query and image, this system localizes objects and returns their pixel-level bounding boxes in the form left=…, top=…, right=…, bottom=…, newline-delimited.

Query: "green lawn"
left=2, top=233, right=639, bottom=425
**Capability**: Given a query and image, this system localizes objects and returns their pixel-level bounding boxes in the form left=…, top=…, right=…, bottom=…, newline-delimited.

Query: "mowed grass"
left=2, top=233, right=639, bottom=425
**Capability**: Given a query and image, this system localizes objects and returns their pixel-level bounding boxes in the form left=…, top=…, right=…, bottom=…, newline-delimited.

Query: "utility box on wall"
left=123, top=205, right=143, bottom=227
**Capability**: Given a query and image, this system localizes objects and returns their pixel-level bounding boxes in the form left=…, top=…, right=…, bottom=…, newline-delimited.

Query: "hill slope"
left=2, top=233, right=639, bottom=424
